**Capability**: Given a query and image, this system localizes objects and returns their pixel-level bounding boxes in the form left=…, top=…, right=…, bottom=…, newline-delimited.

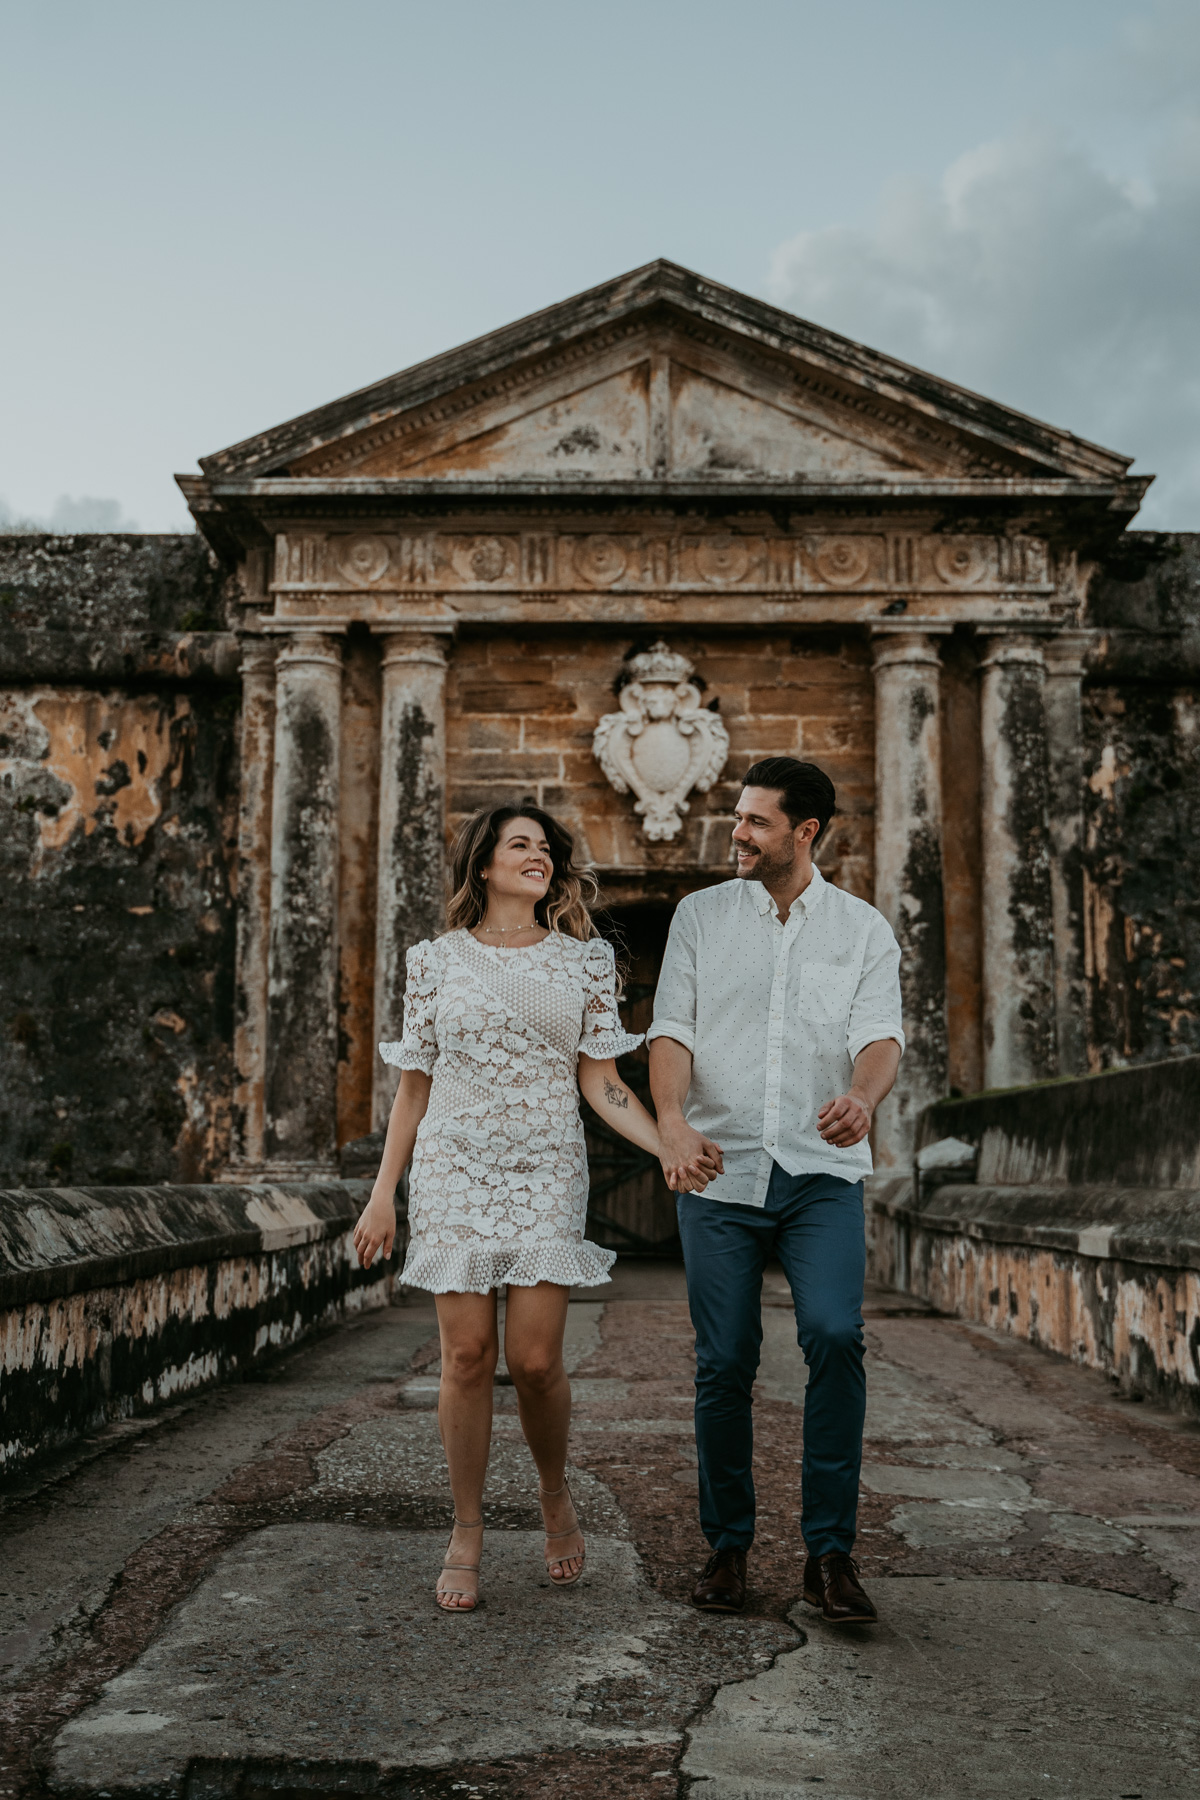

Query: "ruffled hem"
left=399, top=1236, right=616, bottom=1295
left=579, top=1028, right=645, bottom=1060
left=379, top=1040, right=434, bottom=1072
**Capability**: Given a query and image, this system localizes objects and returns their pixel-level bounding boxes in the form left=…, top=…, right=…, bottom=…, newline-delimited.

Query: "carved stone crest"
left=592, top=642, right=730, bottom=842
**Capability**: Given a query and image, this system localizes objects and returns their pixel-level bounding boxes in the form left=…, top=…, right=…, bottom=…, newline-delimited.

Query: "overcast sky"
left=1, top=0, right=1197, bottom=531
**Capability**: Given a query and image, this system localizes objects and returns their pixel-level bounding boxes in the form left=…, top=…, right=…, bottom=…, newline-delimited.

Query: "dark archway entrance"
left=586, top=901, right=678, bottom=1253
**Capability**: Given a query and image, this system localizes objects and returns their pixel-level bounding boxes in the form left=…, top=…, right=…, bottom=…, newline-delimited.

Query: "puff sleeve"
left=577, top=937, right=644, bottom=1061
left=378, top=939, right=441, bottom=1075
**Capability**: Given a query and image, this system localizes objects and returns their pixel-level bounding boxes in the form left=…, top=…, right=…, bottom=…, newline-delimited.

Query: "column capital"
left=238, top=636, right=278, bottom=678
left=1042, top=629, right=1095, bottom=679
left=870, top=628, right=949, bottom=672
left=976, top=631, right=1046, bottom=673
left=372, top=623, right=455, bottom=670
left=272, top=629, right=345, bottom=673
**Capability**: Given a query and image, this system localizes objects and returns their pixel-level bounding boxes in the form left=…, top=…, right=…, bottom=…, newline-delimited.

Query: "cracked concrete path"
left=3, top=1263, right=1200, bottom=1798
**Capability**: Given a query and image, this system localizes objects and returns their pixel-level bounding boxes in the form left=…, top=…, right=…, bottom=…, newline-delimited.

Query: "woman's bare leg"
left=503, top=1282, right=583, bottom=1579
left=434, top=1290, right=499, bottom=1607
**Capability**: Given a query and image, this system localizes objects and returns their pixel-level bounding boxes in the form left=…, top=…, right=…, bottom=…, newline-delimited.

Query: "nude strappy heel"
left=436, top=1516, right=483, bottom=1612
left=540, top=1479, right=585, bottom=1587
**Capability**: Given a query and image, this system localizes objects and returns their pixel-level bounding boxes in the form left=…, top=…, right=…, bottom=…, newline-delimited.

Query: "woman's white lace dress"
left=380, top=930, right=642, bottom=1294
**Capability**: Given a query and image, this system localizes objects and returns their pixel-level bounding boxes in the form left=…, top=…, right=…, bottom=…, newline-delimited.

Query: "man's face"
left=732, top=786, right=817, bottom=882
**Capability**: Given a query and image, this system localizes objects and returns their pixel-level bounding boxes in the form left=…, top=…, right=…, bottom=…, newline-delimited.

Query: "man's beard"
left=736, top=839, right=795, bottom=883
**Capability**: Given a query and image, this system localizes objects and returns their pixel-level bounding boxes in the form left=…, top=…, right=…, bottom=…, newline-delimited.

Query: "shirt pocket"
left=796, top=961, right=857, bottom=1025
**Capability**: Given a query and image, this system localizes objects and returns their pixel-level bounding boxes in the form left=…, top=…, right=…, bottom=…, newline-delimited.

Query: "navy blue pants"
left=677, top=1163, right=866, bottom=1558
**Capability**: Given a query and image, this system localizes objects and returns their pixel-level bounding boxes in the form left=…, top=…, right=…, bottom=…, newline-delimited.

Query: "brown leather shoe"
left=802, top=1552, right=878, bottom=1624
left=692, top=1547, right=747, bottom=1612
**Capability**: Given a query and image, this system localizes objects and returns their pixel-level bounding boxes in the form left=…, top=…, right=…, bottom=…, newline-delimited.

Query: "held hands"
left=353, top=1186, right=397, bottom=1269
left=818, top=1088, right=873, bottom=1148
left=658, top=1115, right=724, bottom=1194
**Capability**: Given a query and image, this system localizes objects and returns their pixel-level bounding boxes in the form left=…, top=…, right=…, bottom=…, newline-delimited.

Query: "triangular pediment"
left=298, top=336, right=943, bottom=486
left=193, top=261, right=1138, bottom=492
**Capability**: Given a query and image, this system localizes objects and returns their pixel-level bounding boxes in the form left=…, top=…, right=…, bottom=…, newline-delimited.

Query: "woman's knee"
left=442, top=1336, right=498, bottom=1387
left=506, top=1345, right=563, bottom=1395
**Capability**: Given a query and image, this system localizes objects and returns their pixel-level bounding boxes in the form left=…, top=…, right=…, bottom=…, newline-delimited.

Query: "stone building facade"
left=2, top=263, right=1198, bottom=1227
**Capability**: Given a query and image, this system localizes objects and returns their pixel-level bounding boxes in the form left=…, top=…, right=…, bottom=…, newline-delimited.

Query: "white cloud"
left=769, top=11, right=1200, bottom=528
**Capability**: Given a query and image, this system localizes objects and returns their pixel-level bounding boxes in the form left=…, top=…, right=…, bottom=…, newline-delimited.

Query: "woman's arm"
left=578, top=1054, right=720, bottom=1193
left=352, top=1070, right=432, bottom=1268
left=577, top=1055, right=662, bottom=1156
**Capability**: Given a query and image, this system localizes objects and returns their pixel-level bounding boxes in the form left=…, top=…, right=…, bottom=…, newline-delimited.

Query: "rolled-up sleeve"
left=646, top=898, right=699, bottom=1054
left=847, top=915, right=905, bottom=1062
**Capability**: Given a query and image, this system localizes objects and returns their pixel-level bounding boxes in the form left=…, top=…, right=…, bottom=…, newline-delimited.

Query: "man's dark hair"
left=742, top=757, right=836, bottom=847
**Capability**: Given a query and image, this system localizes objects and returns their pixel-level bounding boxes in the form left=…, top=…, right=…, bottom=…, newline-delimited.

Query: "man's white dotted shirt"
left=647, top=868, right=905, bottom=1206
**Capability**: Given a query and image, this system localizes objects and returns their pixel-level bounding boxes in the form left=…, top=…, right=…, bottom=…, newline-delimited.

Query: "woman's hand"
left=355, top=1069, right=431, bottom=1269
left=657, top=1114, right=724, bottom=1193
left=353, top=1187, right=397, bottom=1269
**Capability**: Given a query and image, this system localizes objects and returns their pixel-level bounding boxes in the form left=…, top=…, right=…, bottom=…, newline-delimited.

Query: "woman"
left=353, top=804, right=710, bottom=1613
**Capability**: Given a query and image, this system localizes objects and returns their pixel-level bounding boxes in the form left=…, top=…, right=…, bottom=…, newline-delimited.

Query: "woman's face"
left=482, top=816, right=553, bottom=904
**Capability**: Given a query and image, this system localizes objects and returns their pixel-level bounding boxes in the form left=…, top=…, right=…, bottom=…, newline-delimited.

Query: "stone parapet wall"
left=874, top=1053, right=1200, bottom=1415
left=866, top=1175, right=1200, bottom=1415
left=0, top=532, right=235, bottom=633
left=0, top=1180, right=393, bottom=1474
left=916, top=1055, right=1200, bottom=1189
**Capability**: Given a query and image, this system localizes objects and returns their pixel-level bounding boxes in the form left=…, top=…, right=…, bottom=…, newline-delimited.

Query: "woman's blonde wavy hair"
left=445, top=802, right=599, bottom=942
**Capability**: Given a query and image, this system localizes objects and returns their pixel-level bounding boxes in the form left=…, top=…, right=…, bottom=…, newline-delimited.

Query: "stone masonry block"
left=450, top=752, right=563, bottom=784
left=460, top=717, right=522, bottom=751
left=458, top=685, right=577, bottom=715
left=701, top=656, right=784, bottom=686
left=485, top=656, right=557, bottom=685
left=558, top=750, right=615, bottom=789
left=450, top=782, right=537, bottom=813
left=521, top=716, right=598, bottom=749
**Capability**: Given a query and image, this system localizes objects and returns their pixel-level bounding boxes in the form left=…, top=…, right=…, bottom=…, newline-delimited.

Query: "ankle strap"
left=453, top=1516, right=484, bottom=1527
left=539, top=1482, right=569, bottom=1498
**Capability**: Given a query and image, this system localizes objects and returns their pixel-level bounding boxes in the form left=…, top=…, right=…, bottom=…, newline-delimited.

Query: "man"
left=648, top=756, right=903, bottom=1622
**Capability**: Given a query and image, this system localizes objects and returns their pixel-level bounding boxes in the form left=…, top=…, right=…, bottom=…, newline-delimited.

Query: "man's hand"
left=817, top=1089, right=873, bottom=1148
left=819, top=1040, right=901, bottom=1147
left=658, top=1114, right=724, bottom=1193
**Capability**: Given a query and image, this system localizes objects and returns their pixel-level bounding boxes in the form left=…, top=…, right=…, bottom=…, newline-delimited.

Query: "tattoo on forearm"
left=603, top=1077, right=629, bottom=1109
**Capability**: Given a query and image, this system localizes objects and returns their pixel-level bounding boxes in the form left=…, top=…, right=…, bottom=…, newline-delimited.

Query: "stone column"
left=262, top=630, right=344, bottom=1175
left=228, top=638, right=276, bottom=1172
left=1043, top=631, right=1090, bottom=1077
left=371, top=627, right=452, bottom=1130
left=978, top=633, right=1057, bottom=1088
left=871, top=629, right=949, bottom=1166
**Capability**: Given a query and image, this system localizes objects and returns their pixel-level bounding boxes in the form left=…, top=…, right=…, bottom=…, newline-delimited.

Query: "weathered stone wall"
left=1082, top=533, right=1200, bottom=1069
left=0, top=535, right=240, bottom=1188
left=3, top=529, right=1199, bottom=1194
left=0, top=1179, right=392, bottom=1471
left=866, top=1057, right=1200, bottom=1414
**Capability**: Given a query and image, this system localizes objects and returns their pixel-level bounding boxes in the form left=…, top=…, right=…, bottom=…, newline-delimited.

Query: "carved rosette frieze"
left=593, top=642, right=730, bottom=841
left=270, top=529, right=1052, bottom=598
